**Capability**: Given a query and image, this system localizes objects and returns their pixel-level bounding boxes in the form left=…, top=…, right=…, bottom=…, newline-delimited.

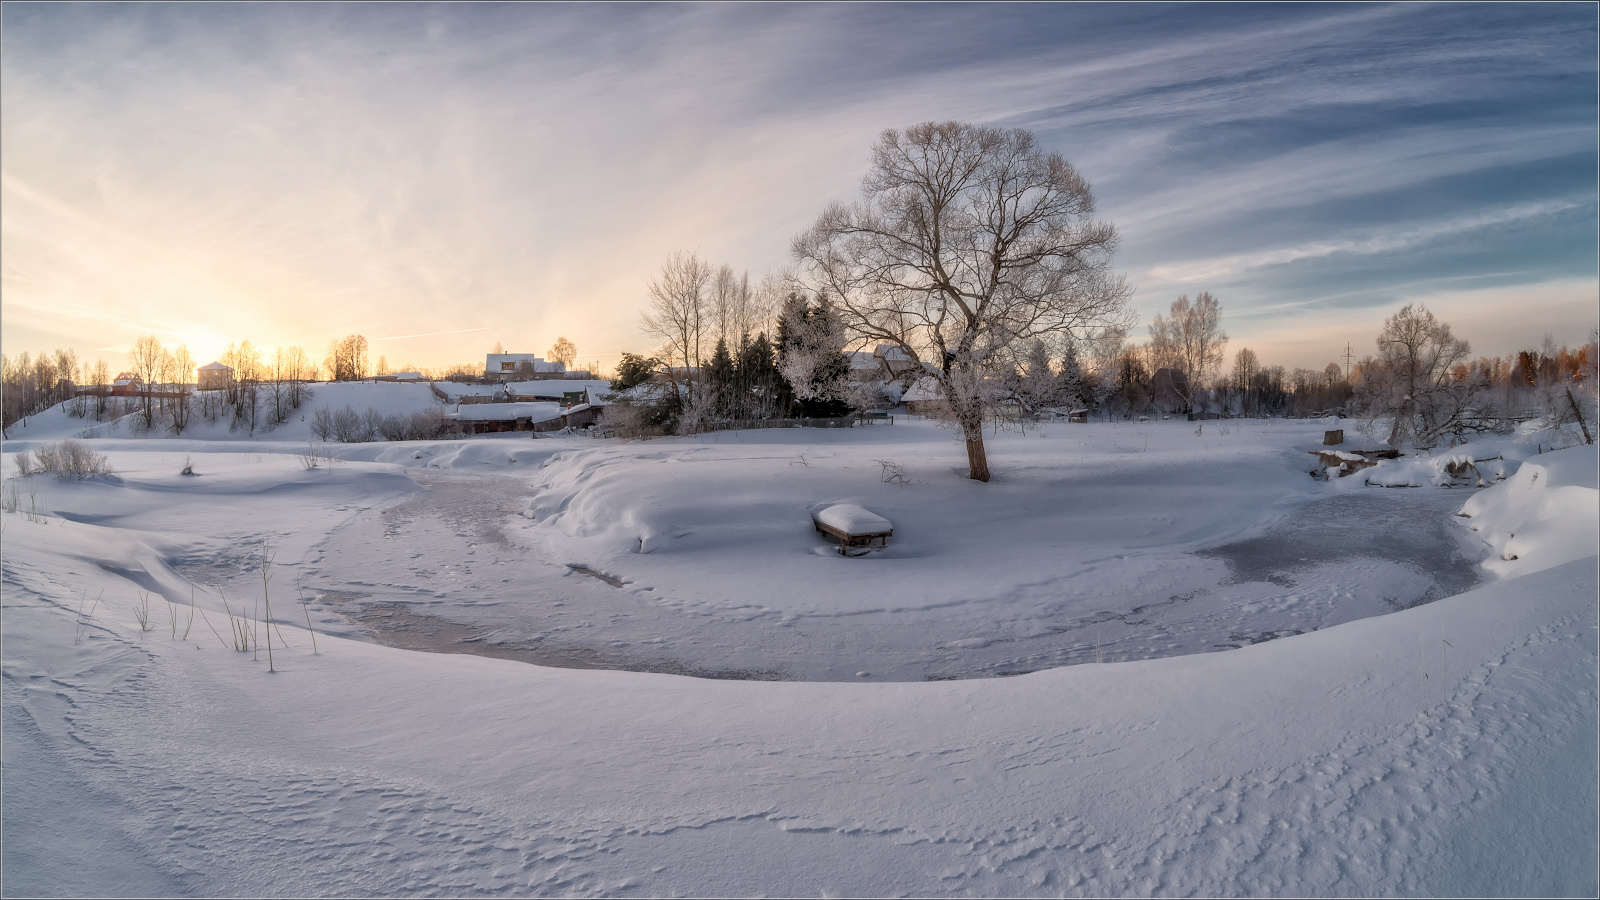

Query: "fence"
left=696, top=416, right=858, bottom=433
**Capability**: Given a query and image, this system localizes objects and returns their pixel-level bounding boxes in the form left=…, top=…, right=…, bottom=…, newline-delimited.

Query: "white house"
left=485, top=354, right=565, bottom=380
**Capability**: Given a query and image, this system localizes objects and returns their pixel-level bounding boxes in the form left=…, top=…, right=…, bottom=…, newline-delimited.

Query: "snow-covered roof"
left=198, top=361, right=232, bottom=371
left=900, top=375, right=943, bottom=403
left=446, top=401, right=564, bottom=423
left=874, top=344, right=911, bottom=362
left=813, top=504, right=893, bottom=536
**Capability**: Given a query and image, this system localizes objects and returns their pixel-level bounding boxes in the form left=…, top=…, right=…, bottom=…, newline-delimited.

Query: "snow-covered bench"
left=812, top=504, right=893, bottom=555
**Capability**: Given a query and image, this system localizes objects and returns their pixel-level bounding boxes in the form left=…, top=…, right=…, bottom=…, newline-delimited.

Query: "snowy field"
left=2, top=404, right=1595, bottom=896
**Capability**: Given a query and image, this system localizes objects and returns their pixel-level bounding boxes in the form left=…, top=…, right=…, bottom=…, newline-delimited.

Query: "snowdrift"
left=1456, top=443, right=1598, bottom=577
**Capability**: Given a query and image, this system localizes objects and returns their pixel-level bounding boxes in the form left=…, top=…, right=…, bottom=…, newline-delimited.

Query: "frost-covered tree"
left=1357, top=304, right=1486, bottom=448
left=794, top=121, right=1130, bottom=480
left=1001, top=338, right=1065, bottom=420
left=777, top=293, right=852, bottom=417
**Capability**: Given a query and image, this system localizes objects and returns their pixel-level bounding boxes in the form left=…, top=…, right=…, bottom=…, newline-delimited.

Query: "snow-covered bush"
left=331, top=406, right=363, bottom=443
left=310, top=405, right=334, bottom=441
left=16, top=439, right=114, bottom=480
left=311, top=405, right=455, bottom=442
left=376, top=409, right=454, bottom=442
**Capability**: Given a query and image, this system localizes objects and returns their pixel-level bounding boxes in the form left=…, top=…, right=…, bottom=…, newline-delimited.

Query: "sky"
left=2, top=2, right=1595, bottom=377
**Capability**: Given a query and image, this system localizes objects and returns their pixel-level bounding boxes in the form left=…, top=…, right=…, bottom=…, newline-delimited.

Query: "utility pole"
left=1344, top=342, right=1354, bottom=381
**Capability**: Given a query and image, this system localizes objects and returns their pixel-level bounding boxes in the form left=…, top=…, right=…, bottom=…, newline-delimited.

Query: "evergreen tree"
left=1056, top=340, right=1091, bottom=410
left=705, top=338, right=736, bottom=418
left=739, top=331, right=791, bottom=417
left=611, top=353, right=662, bottom=392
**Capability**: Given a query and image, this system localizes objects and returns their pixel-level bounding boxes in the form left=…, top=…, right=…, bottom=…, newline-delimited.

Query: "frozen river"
left=321, top=470, right=1483, bottom=682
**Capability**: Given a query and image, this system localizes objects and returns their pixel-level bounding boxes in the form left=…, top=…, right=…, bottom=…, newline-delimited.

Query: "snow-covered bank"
left=3, top=381, right=445, bottom=445
left=2, top=429, right=1594, bottom=895
left=3, top=502, right=1594, bottom=894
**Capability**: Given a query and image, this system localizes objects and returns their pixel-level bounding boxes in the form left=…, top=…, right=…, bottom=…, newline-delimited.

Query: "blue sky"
left=2, top=2, right=1595, bottom=373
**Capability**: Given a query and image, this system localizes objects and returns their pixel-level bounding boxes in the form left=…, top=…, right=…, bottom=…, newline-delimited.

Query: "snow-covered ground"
left=6, top=381, right=443, bottom=444
left=2, top=412, right=1595, bottom=896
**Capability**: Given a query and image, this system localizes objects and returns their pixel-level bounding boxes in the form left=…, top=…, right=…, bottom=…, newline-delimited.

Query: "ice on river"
left=295, top=420, right=1488, bottom=680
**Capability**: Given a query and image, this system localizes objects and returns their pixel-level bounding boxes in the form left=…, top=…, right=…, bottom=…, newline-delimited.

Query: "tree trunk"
left=1567, top=387, right=1593, bottom=445
left=962, top=418, right=991, bottom=482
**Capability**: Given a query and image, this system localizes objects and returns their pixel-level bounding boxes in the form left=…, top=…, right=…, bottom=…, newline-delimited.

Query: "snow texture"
left=1, top=413, right=1594, bottom=896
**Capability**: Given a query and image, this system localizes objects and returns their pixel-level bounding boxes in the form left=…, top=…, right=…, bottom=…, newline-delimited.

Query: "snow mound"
left=1363, top=451, right=1514, bottom=488
left=814, top=504, right=892, bottom=535
left=1457, top=444, right=1598, bottom=578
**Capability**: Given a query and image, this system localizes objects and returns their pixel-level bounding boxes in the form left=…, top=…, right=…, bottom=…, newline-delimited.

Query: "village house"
left=197, top=361, right=233, bottom=391
left=110, top=372, right=144, bottom=396
left=900, top=375, right=949, bottom=418
left=873, top=344, right=917, bottom=377
left=485, top=353, right=565, bottom=381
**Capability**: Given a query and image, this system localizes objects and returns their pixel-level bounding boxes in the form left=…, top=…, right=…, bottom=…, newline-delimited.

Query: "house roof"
left=445, top=401, right=565, bottom=423
left=900, top=375, right=943, bottom=403
left=198, top=361, right=232, bottom=371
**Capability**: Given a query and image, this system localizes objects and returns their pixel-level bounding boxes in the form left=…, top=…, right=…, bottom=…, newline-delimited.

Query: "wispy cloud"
left=1, top=3, right=1592, bottom=371
left=1148, top=197, right=1595, bottom=284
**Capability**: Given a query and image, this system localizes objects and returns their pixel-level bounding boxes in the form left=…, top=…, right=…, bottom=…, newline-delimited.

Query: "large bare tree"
left=547, top=336, right=577, bottom=369
left=323, top=335, right=369, bottom=383
left=1148, top=292, right=1227, bottom=414
left=129, top=334, right=165, bottom=431
left=640, top=250, right=714, bottom=407
left=793, top=121, right=1130, bottom=480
